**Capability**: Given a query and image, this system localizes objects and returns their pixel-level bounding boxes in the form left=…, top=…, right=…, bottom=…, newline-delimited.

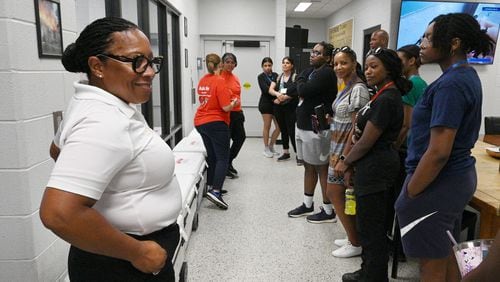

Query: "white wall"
left=327, top=0, right=500, bottom=132
left=0, top=0, right=76, bottom=279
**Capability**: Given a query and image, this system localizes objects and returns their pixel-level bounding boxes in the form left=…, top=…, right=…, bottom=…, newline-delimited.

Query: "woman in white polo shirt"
left=39, top=17, right=181, bottom=281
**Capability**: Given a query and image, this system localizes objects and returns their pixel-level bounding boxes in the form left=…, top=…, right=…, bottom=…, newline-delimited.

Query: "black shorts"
left=258, top=96, right=274, bottom=114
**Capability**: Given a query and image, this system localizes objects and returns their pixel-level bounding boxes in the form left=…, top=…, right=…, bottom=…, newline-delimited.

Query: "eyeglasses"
left=310, top=50, right=323, bottom=57
left=333, top=46, right=354, bottom=55
left=98, top=54, right=163, bottom=74
left=366, top=47, right=386, bottom=57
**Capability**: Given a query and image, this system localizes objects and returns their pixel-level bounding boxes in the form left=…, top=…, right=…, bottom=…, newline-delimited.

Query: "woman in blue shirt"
left=395, top=13, right=494, bottom=281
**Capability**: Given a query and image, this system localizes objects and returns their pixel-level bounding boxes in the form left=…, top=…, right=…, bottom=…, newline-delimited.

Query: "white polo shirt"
left=47, top=81, right=181, bottom=235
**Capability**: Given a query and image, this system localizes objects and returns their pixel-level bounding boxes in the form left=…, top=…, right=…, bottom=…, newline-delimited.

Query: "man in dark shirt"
left=287, top=41, right=338, bottom=223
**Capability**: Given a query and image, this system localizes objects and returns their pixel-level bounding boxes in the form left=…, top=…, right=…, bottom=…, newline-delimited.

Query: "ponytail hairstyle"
left=261, top=57, right=273, bottom=67
left=369, top=48, right=413, bottom=94
left=61, top=17, right=138, bottom=77
left=205, top=53, right=221, bottom=74
left=430, top=13, right=494, bottom=58
left=397, top=44, right=422, bottom=68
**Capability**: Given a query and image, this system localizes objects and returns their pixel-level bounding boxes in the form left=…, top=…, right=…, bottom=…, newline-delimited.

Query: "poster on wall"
left=34, top=0, right=63, bottom=58
left=329, top=19, right=353, bottom=48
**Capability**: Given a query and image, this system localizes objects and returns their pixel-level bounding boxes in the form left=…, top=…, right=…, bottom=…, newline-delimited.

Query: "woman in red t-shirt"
left=195, top=53, right=239, bottom=210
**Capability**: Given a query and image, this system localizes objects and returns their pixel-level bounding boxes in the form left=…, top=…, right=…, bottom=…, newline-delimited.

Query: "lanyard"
left=264, top=73, right=274, bottom=83
left=370, top=81, right=395, bottom=102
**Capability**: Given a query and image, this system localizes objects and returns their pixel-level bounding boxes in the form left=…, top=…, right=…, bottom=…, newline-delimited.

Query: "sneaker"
left=277, top=153, right=291, bottom=161
left=287, top=203, right=314, bottom=218
left=226, top=170, right=238, bottom=179
left=296, top=157, right=304, bottom=166
left=206, top=190, right=228, bottom=210
left=228, top=164, right=238, bottom=175
left=332, top=241, right=362, bottom=258
left=342, top=269, right=362, bottom=282
left=306, top=207, right=337, bottom=223
left=334, top=238, right=348, bottom=247
left=270, top=146, right=280, bottom=156
left=262, top=148, right=273, bottom=158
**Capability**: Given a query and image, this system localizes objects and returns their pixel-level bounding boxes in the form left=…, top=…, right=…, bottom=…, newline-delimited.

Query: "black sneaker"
left=226, top=170, right=238, bottom=179
left=228, top=164, right=238, bottom=175
left=206, top=190, right=228, bottom=210
left=296, top=157, right=304, bottom=166
left=287, top=203, right=314, bottom=218
left=306, top=207, right=337, bottom=223
left=342, top=269, right=362, bottom=282
left=277, top=153, right=291, bottom=161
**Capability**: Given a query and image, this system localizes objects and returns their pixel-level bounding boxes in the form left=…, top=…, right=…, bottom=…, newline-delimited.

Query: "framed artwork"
left=184, top=17, right=188, bottom=37
left=34, top=0, right=63, bottom=58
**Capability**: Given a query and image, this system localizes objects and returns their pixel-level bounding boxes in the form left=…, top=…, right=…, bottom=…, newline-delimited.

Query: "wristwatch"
left=339, top=155, right=346, bottom=161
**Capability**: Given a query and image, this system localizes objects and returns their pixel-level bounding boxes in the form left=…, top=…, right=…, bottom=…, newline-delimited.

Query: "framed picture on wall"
left=184, top=17, right=188, bottom=37
left=34, top=0, right=63, bottom=58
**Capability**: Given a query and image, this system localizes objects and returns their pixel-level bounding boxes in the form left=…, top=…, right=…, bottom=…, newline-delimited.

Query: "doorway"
left=203, top=39, right=272, bottom=137
left=362, top=25, right=381, bottom=66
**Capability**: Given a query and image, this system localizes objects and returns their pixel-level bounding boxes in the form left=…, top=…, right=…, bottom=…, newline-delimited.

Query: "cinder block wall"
left=0, top=0, right=78, bottom=280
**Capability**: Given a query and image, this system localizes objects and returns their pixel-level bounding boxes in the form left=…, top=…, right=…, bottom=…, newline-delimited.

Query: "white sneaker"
left=334, top=238, right=348, bottom=247
left=331, top=241, right=362, bottom=258
left=262, top=148, right=273, bottom=158
left=269, top=146, right=280, bottom=156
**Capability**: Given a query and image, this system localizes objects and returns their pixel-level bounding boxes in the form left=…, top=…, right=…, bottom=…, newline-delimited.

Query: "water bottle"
left=345, top=188, right=356, bottom=215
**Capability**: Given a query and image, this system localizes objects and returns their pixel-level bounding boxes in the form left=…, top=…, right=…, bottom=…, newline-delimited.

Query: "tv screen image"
left=397, top=0, right=500, bottom=64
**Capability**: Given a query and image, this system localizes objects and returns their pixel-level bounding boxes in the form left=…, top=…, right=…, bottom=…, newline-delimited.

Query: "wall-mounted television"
left=396, top=0, right=500, bottom=64
left=286, top=26, right=309, bottom=48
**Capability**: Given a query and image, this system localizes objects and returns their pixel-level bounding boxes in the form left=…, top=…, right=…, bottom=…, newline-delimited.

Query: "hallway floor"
left=185, top=137, right=419, bottom=281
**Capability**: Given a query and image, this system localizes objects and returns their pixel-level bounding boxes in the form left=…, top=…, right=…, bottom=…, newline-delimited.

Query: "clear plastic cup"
left=453, top=239, right=494, bottom=277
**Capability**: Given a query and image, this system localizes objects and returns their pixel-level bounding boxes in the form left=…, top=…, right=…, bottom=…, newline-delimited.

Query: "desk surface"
left=471, top=140, right=500, bottom=216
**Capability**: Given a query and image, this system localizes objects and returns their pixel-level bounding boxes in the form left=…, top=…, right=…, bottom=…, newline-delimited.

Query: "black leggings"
left=229, top=111, right=246, bottom=163
left=274, top=103, right=297, bottom=151
left=68, top=224, right=180, bottom=282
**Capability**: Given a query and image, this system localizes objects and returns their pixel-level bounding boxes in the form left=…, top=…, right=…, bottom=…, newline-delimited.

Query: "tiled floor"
left=185, top=138, right=419, bottom=281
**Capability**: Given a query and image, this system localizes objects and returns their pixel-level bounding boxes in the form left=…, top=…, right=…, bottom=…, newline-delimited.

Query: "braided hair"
left=370, top=48, right=413, bottom=95
left=431, top=13, right=494, bottom=58
left=61, top=17, right=138, bottom=77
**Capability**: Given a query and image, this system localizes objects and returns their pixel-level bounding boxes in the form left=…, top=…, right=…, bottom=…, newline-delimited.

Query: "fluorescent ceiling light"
left=294, top=2, right=312, bottom=12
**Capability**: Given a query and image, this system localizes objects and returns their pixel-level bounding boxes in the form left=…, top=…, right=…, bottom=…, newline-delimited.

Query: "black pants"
left=357, top=191, right=389, bottom=282
left=229, top=111, right=246, bottom=163
left=68, top=224, right=180, bottom=282
left=196, top=121, right=230, bottom=190
left=274, top=103, right=297, bottom=152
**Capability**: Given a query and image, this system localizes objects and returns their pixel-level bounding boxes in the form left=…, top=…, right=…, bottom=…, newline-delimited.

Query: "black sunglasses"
left=333, top=46, right=354, bottom=55
left=98, top=54, right=163, bottom=74
left=366, top=47, right=386, bottom=57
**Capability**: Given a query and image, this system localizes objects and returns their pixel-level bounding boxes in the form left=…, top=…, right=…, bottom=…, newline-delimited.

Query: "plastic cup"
left=453, top=239, right=494, bottom=277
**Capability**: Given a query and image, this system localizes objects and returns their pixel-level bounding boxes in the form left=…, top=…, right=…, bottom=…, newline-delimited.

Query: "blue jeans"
left=196, top=121, right=230, bottom=190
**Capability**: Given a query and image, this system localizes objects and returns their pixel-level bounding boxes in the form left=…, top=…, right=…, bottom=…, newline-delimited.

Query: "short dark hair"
left=61, top=17, right=138, bottom=77
left=430, top=13, right=494, bottom=58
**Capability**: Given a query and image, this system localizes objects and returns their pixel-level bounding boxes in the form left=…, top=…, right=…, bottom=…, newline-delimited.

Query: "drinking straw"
left=446, top=230, right=459, bottom=247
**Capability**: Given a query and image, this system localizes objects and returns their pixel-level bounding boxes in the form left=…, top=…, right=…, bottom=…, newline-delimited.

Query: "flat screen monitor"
left=286, top=27, right=309, bottom=48
left=396, top=0, right=500, bottom=64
